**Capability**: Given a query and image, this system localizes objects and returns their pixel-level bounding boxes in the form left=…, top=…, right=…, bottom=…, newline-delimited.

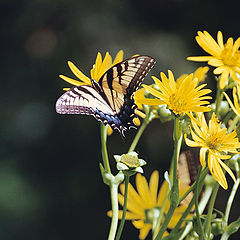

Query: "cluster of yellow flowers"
left=58, top=31, right=240, bottom=239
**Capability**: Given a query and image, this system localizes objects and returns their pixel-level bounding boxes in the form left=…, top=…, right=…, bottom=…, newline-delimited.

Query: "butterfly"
left=56, top=55, right=156, bottom=139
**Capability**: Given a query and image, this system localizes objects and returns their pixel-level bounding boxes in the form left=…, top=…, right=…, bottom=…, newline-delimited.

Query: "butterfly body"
left=56, top=55, right=156, bottom=138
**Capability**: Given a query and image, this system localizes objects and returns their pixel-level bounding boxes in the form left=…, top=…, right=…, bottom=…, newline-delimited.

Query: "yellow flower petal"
left=218, top=159, right=236, bottom=183
left=107, top=210, right=139, bottom=220
left=118, top=193, right=144, bottom=217
left=120, top=182, right=147, bottom=210
left=68, top=61, right=91, bottom=84
left=132, top=219, right=145, bottom=229
left=208, top=58, right=223, bottom=67
left=223, top=91, right=240, bottom=117
left=112, top=50, right=124, bottom=65
left=187, top=56, right=214, bottom=62
left=138, top=223, right=152, bottom=240
left=136, top=174, right=153, bottom=207
left=217, top=31, right=224, bottom=49
left=59, top=75, right=83, bottom=86
left=157, top=180, right=169, bottom=206
left=219, top=68, right=229, bottom=89
left=200, top=147, right=208, bottom=167
left=184, top=136, right=202, bottom=147
left=149, top=171, right=159, bottom=205
left=213, top=66, right=226, bottom=74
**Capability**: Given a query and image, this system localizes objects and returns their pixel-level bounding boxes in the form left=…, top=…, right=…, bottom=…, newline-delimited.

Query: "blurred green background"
left=1, top=0, right=239, bottom=239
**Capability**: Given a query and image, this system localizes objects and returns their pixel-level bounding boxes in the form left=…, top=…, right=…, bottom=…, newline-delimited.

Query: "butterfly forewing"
left=98, top=56, right=156, bottom=113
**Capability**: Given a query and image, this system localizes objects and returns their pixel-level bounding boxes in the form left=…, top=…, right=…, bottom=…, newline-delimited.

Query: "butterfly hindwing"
left=56, top=85, right=126, bottom=130
left=56, top=55, right=156, bottom=137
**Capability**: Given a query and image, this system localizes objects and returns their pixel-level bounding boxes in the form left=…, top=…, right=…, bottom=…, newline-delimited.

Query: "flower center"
left=120, top=154, right=140, bottom=168
left=221, top=47, right=240, bottom=66
left=206, top=134, right=222, bottom=150
left=169, top=94, right=187, bottom=114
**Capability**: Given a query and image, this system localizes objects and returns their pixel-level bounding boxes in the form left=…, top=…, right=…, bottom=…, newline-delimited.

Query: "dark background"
left=1, top=0, right=239, bottom=239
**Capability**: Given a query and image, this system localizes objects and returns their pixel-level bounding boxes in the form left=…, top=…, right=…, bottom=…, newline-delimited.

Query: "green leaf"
left=226, top=217, right=240, bottom=235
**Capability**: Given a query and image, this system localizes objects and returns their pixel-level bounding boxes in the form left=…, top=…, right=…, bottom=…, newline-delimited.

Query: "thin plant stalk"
left=179, top=185, right=213, bottom=240
left=224, top=177, right=240, bottom=224
left=204, top=182, right=219, bottom=240
left=152, top=190, right=169, bottom=239
left=171, top=167, right=208, bottom=236
left=128, top=110, right=154, bottom=152
left=100, top=124, right=121, bottom=240
left=115, top=176, right=130, bottom=240
left=215, top=83, right=223, bottom=118
left=155, top=117, right=183, bottom=240
left=178, top=167, right=208, bottom=204
left=100, top=124, right=111, bottom=173
left=108, top=182, right=120, bottom=240
left=194, top=166, right=205, bottom=240
left=220, top=161, right=240, bottom=240
left=227, top=115, right=239, bottom=133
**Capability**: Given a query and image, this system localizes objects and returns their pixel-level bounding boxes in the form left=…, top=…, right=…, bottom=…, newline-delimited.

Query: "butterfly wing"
left=178, top=151, right=198, bottom=206
left=97, top=55, right=156, bottom=129
left=56, top=85, right=126, bottom=133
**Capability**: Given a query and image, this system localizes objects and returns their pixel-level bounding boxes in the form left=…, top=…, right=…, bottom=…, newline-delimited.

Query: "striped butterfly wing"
left=97, top=55, right=156, bottom=129
left=56, top=85, right=122, bottom=126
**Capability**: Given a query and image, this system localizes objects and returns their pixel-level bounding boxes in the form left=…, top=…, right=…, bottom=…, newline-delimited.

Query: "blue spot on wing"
left=95, top=109, right=121, bottom=126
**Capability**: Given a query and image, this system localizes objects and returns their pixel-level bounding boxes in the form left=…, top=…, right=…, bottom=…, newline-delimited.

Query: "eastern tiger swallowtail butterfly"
left=56, top=55, right=156, bottom=138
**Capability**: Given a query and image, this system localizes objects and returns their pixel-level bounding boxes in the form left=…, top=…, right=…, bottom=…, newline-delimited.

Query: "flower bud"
left=114, top=152, right=146, bottom=176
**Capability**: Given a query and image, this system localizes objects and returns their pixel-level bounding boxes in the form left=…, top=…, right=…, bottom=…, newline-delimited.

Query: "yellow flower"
left=59, top=50, right=124, bottom=89
left=177, top=66, right=209, bottom=85
left=136, top=70, right=211, bottom=119
left=185, top=112, right=240, bottom=189
left=224, top=84, right=240, bottom=117
left=108, top=171, right=193, bottom=239
left=187, top=31, right=240, bottom=89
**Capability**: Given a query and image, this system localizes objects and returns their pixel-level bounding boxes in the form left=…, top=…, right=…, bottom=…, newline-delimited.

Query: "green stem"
left=115, top=176, right=130, bottom=240
left=100, top=124, right=111, bottom=173
left=179, top=185, right=213, bottom=240
left=224, top=177, right=240, bottom=225
left=220, top=232, right=230, bottom=240
left=128, top=111, right=153, bottom=152
left=227, top=115, right=239, bottom=133
left=178, top=167, right=208, bottom=204
left=155, top=117, right=183, bottom=240
left=172, top=167, right=208, bottom=236
left=215, top=83, right=223, bottom=118
left=108, top=183, right=119, bottom=240
left=204, top=182, right=219, bottom=240
left=223, top=111, right=234, bottom=126
left=152, top=189, right=169, bottom=239
left=100, top=124, right=123, bottom=240
left=194, top=167, right=205, bottom=240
